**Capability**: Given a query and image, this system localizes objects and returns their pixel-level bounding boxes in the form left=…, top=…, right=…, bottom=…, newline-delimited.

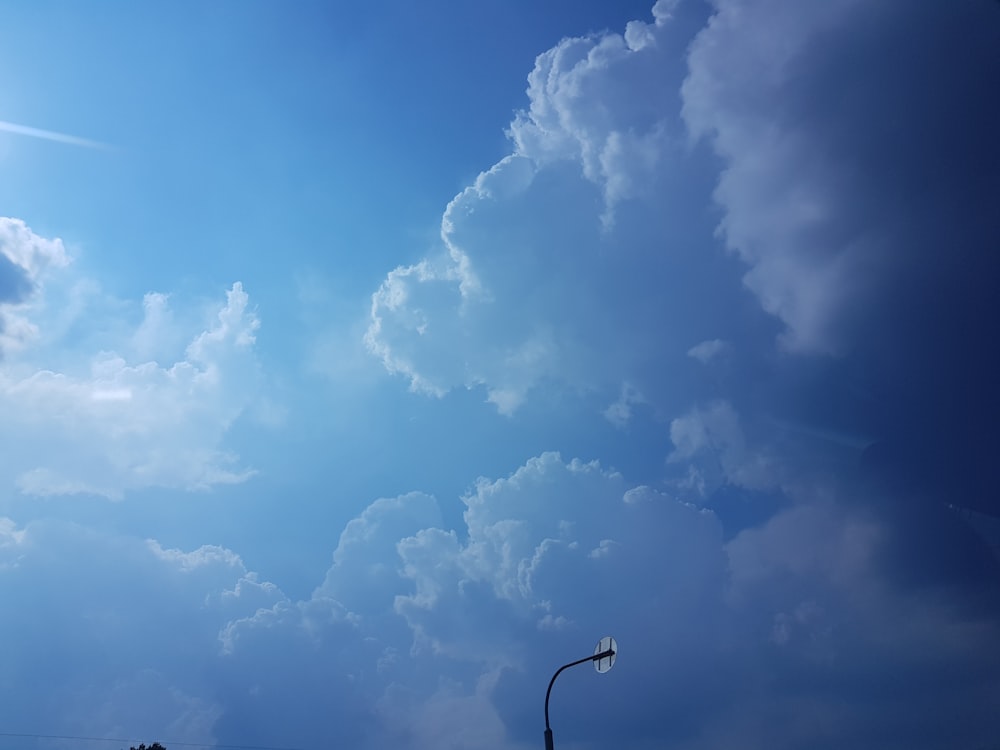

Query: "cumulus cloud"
left=686, top=338, right=728, bottom=364
left=0, top=276, right=261, bottom=498
left=392, top=452, right=726, bottom=670
left=506, top=14, right=674, bottom=227
left=0, top=218, right=70, bottom=354
left=316, top=491, right=443, bottom=616
left=366, top=3, right=746, bottom=415
left=367, top=0, right=1000, bottom=547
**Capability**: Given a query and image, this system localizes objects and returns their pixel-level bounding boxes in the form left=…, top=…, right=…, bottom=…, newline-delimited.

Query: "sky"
left=1, top=1, right=999, bottom=749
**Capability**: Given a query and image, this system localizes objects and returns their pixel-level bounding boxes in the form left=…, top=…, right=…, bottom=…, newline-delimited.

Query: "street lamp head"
left=593, top=636, right=617, bottom=674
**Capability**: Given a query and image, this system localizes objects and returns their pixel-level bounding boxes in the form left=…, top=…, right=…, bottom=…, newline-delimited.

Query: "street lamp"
left=543, top=636, right=617, bottom=750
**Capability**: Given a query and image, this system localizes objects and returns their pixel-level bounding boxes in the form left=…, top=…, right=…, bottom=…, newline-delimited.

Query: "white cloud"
left=603, top=381, right=645, bottom=427
left=147, top=539, right=244, bottom=573
left=0, top=516, right=27, bottom=571
left=316, top=491, right=443, bottom=616
left=366, top=6, right=740, bottom=415
left=0, top=277, right=262, bottom=498
left=365, top=155, right=556, bottom=414
left=687, top=338, right=728, bottom=364
left=131, top=291, right=184, bottom=363
left=0, top=217, right=71, bottom=354
left=507, top=23, right=674, bottom=227
left=392, top=452, right=728, bottom=677
left=622, top=484, right=666, bottom=505
left=0, top=217, right=69, bottom=281
left=668, top=400, right=774, bottom=494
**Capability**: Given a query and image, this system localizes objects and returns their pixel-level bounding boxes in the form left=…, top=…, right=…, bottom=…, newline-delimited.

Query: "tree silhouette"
left=128, top=744, right=166, bottom=750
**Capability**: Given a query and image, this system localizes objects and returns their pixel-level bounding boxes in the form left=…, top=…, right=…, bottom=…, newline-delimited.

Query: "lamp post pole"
left=543, top=637, right=617, bottom=750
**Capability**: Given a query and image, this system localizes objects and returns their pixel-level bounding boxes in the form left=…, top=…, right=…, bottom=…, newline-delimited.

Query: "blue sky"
left=2, top=1, right=999, bottom=749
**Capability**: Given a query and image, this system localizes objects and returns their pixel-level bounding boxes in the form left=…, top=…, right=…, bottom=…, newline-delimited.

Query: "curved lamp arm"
left=543, top=647, right=616, bottom=750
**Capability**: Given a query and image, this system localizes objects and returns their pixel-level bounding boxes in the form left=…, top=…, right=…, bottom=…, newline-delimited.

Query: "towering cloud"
left=366, top=1, right=750, bottom=416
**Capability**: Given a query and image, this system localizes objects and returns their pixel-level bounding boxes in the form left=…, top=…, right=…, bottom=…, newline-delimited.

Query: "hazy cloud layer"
left=3, top=450, right=999, bottom=749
